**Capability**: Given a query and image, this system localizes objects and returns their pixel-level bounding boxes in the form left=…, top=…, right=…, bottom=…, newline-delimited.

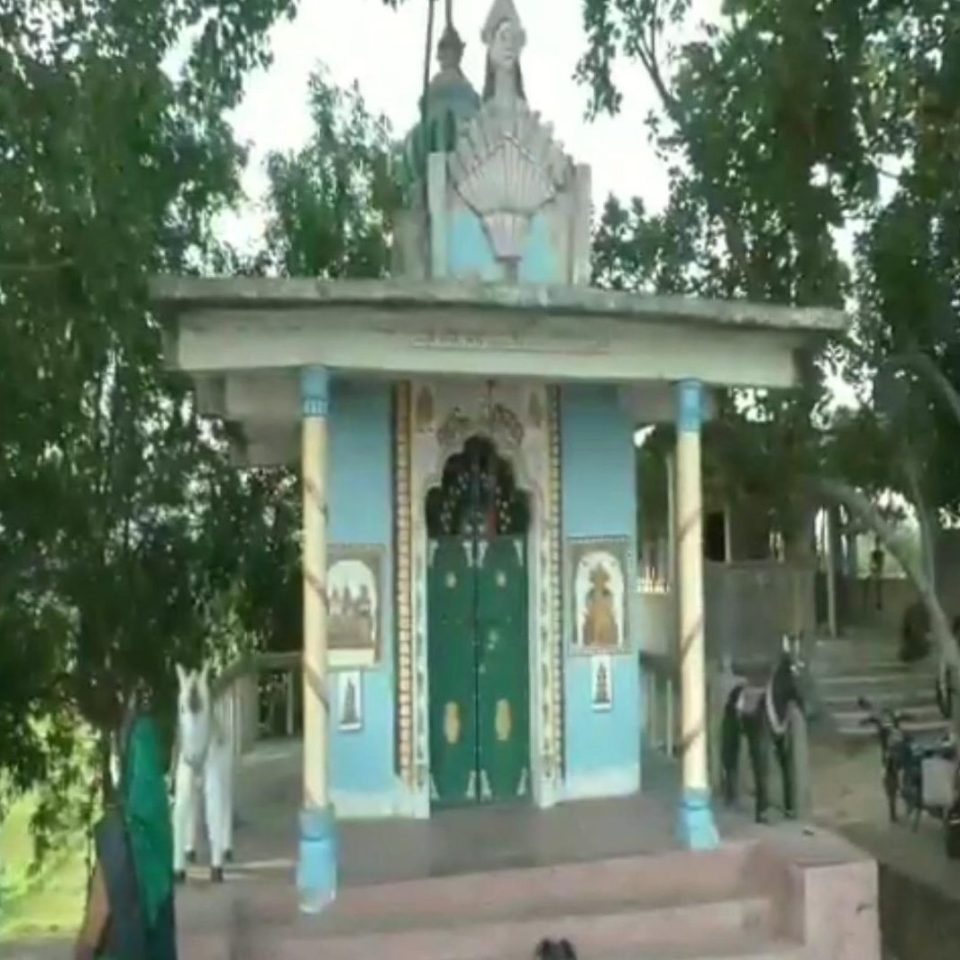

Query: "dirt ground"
left=808, top=735, right=960, bottom=960
left=809, top=738, right=892, bottom=824
left=809, top=733, right=960, bottom=880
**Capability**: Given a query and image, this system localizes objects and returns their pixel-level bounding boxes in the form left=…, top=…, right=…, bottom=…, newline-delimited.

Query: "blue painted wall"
left=518, top=213, right=558, bottom=284
left=447, top=211, right=504, bottom=281
left=326, top=379, right=396, bottom=811
left=446, top=209, right=560, bottom=283
left=560, top=385, right=641, bottom=798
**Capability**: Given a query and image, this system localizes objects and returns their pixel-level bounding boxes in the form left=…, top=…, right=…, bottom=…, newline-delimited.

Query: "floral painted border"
left=396, top=380, right=562, bottom=804
left=394, top=383, right=415, bottom=784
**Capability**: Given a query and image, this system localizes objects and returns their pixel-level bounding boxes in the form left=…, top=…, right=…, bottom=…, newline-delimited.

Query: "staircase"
left=177, top=829, right=880, bottom=960
left=811, top=632, right=948, bottom=740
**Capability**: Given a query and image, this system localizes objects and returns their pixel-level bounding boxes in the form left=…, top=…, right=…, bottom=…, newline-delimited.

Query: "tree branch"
left=811, top=476, right=960, bottom=675
left=901, top=444, right=936, bottom=585
left=889, top=351, right=960, bottom=432
left=634, top=0, right=679, bottom=119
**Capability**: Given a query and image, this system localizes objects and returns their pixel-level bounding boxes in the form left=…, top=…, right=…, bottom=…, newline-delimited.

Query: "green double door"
left=428, top=534, right=530, bottom=807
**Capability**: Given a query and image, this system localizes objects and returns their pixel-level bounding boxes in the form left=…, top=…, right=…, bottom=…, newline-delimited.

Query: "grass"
left=0, top=795, right=88, bottom=941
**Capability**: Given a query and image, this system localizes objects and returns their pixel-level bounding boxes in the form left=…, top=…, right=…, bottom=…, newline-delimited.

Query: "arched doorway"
left=425, top=435, right=531, bottom=807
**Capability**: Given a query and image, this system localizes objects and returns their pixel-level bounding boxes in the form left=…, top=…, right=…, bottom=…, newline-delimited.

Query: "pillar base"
left=297, top=806, right=337, bottom=914
left=677, top=788, right=720, bottom=851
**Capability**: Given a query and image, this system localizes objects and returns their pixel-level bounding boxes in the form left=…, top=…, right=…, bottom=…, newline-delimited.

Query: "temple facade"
left=152, top=0, right=846, bottom=912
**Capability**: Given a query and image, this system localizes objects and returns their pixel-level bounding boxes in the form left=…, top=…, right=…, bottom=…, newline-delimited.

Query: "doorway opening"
left=425, top=435, right=532, bottom=807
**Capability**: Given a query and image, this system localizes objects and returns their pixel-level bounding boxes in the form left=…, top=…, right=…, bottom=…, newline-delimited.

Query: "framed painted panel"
left=328, top=543, right=384, bottom=668
left=566, top=536, right=631, bottom=655
left=336, top=670, right=364, bottom=732
left=590, top=655, right=613, bottom=712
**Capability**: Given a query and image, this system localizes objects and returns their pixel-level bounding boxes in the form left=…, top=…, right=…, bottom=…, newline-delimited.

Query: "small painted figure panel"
left=590, top=655, right=613, bottom=711
left=327, top=545, right=384, bottom=667
left=337, top=671, right=363, bottom=732
left=567, top=539, right=630, bottom=654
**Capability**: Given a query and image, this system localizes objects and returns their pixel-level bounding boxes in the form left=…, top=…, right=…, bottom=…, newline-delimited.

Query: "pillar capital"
left=675, top=379, right=703, bottom=433
left=301, top=366, right=330, bottom=418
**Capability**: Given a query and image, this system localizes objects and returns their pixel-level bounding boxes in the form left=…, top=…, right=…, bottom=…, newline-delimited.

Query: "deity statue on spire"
left=445, top=0, right=574, bottom=270
left=481, top=0, right=526, bottom=105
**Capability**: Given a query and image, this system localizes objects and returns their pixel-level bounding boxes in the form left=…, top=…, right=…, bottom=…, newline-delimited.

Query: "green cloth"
left=120, top=716, right=174, bottom=931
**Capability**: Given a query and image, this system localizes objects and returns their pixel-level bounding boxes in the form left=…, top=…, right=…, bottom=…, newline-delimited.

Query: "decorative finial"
left=437, top=21, right=465, bottom=73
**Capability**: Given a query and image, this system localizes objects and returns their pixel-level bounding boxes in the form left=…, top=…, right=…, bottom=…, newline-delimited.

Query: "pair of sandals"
left=534, top=939, right=578, bottom=960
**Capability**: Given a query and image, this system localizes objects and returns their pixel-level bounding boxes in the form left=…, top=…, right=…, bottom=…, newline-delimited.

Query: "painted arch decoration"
left=394, top=379, right=562, bottom=803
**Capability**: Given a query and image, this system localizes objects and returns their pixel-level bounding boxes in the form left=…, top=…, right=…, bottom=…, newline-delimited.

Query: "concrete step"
left=831, top=702, right=945, bottom=727
left=192, top=847, right=798, bottom=960
left=173, top=830, right=883, bottom=960
left=597, top=942, right=807, bottom=959
left=835, top=717, right=950, bottom=739
left=247, top=897, right=778, bottom=960
left=813, top=640, right=903, bottom=655
left=218, top=847, right=757, bottom=928
left=233, top=935, right=808, bottom=960
left=817, top=669, right=936, bottom=687
left=811, top=656, right=929, bottom=674
left=817, top=674, right=936, bottom=703
left=821, top=689, right=939, bottom=713
left=810, top=629, right=944, bottom=745
left=812, top=639, right=926, bottom=660
left=832, top=698, right=944, bottom=720
left=813, top=637, right=902, bottom=651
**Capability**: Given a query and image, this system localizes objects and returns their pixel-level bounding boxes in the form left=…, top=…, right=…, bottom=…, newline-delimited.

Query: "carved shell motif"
left=449, top=101, right=573, bottom=263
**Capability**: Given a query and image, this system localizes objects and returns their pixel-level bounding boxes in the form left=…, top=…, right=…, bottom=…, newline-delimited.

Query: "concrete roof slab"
left=150, top=276, right=847, bottom=336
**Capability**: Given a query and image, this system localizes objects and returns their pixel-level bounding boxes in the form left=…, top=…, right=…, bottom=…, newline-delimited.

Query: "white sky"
left=217, top=0, right=855, bottom=407
left=218, top=0, right=724, bottom=250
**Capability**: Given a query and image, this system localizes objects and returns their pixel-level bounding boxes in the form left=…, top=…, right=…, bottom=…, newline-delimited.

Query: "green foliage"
left=2, top=4, right=405, bottom=867
left=0, top=0, right=296, bottom=848
left=850, top=1, right=960, bottom=518
left=215, top=66, right=406, bottom=653
left=261, top=68, right=403, bottom=278
left=582, top=0, right=960, bottom=557
left=592, top=193, right=702, bottom=295
left=231, top=470, right=302, bottom=654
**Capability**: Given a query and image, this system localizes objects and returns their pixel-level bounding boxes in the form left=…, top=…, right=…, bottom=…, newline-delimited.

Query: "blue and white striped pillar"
left=675, top=379, right=719, bottom=850
left=297, top=366, right=338, bottom=912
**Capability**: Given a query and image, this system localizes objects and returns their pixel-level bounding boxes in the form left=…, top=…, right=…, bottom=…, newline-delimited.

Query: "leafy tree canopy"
left=582, top=0, right=960, bottom=554
left=0, top=0, right=297, bottom=839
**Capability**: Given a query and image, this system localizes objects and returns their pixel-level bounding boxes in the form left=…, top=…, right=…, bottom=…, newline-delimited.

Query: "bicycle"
left=859, top=695, right=960, bottom=858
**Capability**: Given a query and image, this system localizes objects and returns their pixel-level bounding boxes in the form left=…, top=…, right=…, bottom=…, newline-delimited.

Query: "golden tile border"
left=394, top=381, right=414, bottom=784
left=399, top=380, right=561, bottom=800
left=548, top=385, right=564, bottom=777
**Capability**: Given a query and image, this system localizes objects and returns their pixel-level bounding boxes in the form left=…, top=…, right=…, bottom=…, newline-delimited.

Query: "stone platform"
left=168, top=740, right=880, bottom=960
left=199, top=741, right=751, bottom=888
left=177, top=827, right=879, bottom=960
left=0, top=741, right=881, bottom=959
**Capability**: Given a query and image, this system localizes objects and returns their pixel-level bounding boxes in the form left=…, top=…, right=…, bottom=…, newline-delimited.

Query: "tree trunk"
left=99, top=729, right=115, bottom=807
left=783, top=507, right=816, bottom=637
left=921, top=506, right=938, bottom=590
left=729, top=501, right=771, bottom=560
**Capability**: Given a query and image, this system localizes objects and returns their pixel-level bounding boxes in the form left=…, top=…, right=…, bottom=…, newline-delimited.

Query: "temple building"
left=152, top=0, right=846, bottom=911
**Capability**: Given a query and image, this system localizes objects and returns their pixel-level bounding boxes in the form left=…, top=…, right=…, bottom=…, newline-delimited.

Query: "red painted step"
left=231, top=897, right=775, bottom=960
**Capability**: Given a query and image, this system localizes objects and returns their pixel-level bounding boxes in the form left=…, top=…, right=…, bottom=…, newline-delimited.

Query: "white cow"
left=173, top=663, right=235, bottom=883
